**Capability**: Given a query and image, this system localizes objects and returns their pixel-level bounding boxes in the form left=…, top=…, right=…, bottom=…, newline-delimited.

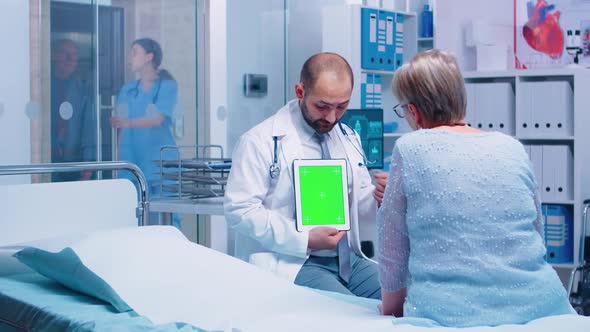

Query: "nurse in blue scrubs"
left=111, top=38, right=180, bottom=228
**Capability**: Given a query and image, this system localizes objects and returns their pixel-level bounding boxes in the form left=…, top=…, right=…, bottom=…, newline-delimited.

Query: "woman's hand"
left=111, top=116, right=131, bottom=128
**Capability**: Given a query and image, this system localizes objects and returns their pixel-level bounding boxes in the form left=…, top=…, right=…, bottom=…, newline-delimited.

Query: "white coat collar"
left=271, top=99, right=300, bottom=137
left=270, top=100, right=304, bottom=178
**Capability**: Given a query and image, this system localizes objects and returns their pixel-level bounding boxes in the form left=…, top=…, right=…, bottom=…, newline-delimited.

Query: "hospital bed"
left=1, top=162, right=589, bottom=332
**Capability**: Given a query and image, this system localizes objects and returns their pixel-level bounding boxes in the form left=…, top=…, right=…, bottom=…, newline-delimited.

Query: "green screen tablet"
left=293, top=159, right=350, bottom=232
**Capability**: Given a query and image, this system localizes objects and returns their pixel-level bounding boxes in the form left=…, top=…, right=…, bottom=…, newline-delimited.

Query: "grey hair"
left=391, top=49, right=466, bottom=126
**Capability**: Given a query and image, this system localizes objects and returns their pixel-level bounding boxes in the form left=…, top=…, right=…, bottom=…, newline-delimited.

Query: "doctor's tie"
left=313, top=132, right=352, bottom=283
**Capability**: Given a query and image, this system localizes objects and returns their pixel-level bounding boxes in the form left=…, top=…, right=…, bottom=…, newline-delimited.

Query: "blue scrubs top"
left=116, top=79, right=179, bottom=188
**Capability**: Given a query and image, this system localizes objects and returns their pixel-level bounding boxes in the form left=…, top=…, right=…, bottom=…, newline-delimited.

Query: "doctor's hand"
left=373, top=172, right=389, bottom=208
left=308, top=227, right=346, bottom=250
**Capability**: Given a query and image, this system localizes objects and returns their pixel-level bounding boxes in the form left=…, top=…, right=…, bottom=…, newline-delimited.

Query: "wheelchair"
left=568, top=199, right=590, bottom=316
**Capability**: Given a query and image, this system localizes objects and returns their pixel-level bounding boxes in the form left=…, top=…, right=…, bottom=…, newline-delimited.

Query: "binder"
left=543, top=204, right=573, bottom=264
left=394, top=13, right=404, bottom=69
left=544, top=145, right=573, bottom=201
left=535, top=82, right=554, bottom=136
left=546, top=81, right=573, bottom=137
left=361, top=8, right=380, bottom=70
left=480, top=82, right=514, bottom=135
left=517, top=82, right=534, bottom=136
left=475, top=83, right=494, bottom=131
left=366, top=73, right=375, bottom=108
left=541, top=145, right=556, bottom=201
left=373, top=74, right=382, bottom=108
left=523, top=144, right=531, bottom=158
left=465, top=83, right=477, bottom=128
left=381, top=10, right=395, bottom=71
left=495, top=82, right=515, bottom=135
left=529, top=145, right=543, bottom=191
left=529, top=81, right=573, bottom=136
left=360, top=72, right=368, bottom=108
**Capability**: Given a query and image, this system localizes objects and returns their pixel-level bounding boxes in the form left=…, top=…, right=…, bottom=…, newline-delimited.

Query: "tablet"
left=293, top=159, right=350, bottom=232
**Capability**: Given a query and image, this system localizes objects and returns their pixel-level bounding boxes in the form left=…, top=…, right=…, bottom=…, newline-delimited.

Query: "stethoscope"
left=268, top=121, right=375, bottom=179
left=128, top=79, right=162, bottom=104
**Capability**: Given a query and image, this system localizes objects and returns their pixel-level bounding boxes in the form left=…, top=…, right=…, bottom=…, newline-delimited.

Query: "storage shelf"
left=384, top=133, right=405, bottom=138
left=517, top=136, right=575, bottom=141
left=542, top=200, right=575, bottom=205
left=463, top=71, right=519, bottom=79
left=361, top=68, right=396, bottom=76
left=417, top=37, right=433, bottom=42
left=463, top=68, right=588, bottom=79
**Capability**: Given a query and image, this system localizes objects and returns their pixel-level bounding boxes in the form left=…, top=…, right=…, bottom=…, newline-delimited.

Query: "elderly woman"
left=377, top=49, right=575, bottom=326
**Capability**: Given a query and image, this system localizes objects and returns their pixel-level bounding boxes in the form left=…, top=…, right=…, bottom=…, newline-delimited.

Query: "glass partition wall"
left=20, top=0, right=201, bottom=183
left=0, top=0, right=201, bottom=239
left=18, top=0, right=198, bottom=181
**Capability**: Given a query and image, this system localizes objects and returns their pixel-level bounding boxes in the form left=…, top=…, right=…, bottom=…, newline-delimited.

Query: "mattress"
left=0, top=272, right=380, bottom=332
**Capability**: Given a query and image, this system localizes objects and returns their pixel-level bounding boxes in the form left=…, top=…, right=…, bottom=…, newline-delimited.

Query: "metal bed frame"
left=0, top=161, right=150, bottom=226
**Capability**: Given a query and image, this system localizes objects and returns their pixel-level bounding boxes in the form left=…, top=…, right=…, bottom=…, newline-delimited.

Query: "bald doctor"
left=224, top=53, right=387, bottom=299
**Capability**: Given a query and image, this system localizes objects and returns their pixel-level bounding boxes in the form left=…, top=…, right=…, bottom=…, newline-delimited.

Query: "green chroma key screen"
left=298, top=165, right=346, bottom=225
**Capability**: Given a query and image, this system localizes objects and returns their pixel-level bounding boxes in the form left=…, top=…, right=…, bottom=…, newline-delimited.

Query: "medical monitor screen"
left=340, top=108, right=384, bottom=169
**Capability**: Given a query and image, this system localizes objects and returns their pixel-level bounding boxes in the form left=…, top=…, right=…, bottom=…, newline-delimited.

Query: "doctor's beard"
left=300, top=99, right=339, bottom=134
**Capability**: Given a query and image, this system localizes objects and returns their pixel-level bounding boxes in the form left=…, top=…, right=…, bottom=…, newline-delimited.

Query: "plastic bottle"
left=421, top=4, right=433, bottom=38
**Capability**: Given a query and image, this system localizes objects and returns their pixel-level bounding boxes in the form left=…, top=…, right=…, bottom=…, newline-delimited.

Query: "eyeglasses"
left=393, top=103, right=408, bottom=118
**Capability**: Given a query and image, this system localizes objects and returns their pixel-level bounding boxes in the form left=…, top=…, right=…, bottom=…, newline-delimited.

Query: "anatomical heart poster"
left=515, top=0, right=590, bottom=68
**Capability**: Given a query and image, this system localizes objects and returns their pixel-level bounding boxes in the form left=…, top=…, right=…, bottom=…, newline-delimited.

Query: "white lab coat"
left=224, top=100, right=377, bottom=282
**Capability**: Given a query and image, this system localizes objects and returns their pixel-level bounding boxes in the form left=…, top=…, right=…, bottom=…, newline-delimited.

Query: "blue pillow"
left=14, top=247, right=131, bottom=312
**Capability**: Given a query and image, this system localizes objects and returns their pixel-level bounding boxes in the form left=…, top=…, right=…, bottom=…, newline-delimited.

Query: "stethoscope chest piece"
left=269, top=135, right=281, bottom=179
left=269, top=163, right=280, bottom=179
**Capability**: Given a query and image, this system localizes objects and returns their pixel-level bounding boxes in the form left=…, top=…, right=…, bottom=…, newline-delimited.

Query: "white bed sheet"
left=61, top=226, right=590, bottom=332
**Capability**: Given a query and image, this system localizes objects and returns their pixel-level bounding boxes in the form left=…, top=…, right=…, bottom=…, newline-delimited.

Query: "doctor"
left=225, top=53, right=387, bottom=299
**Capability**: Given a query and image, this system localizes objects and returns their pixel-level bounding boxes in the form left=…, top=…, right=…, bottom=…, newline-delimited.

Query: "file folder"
left=527, top=81, right=573, bottom=137
left=543, top=204, right=573, bottom=264
left=373, top=74, right=382, bottom=108
left=517, top=82, right=534, bottom=136
left=381, top=10, right=395, bottom=71
left=543, top=145, right=573, bottom=201
left=529, top=145, right=543, bottom=191
left=394, top=13, right=404, bottom=69
left=361, top=8, right=380, bottom=70
left=360, top=72, right=368, bottom=108
left=465, top=83, right=477, bottom=128
left=545, top=81, right=573, bottom=137
left=479, top=82, right=514, bottom=135
left=367, top=73, right=375, bottom=108
left=541, top=145, right=556, bottom=201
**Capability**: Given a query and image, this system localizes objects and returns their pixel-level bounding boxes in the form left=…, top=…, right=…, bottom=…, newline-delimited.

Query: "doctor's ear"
left=295, top=83, right=305, bottom=100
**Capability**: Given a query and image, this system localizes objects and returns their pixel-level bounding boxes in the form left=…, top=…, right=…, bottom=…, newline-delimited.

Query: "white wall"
left=0, top=0, right=31, bottom=185
left=435, top=0, right=513, bottom=70
left=286, top=0, right=362, bottom=100
left=226, top=0, right=286, bottom=154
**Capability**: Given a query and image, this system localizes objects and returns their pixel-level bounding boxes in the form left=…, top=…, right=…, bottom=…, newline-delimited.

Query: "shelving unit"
left=322, top=3, right=426, bottom=247
left=462, top=69, right=590, bottom=271
left=322, top=2, right=437, bottom=169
